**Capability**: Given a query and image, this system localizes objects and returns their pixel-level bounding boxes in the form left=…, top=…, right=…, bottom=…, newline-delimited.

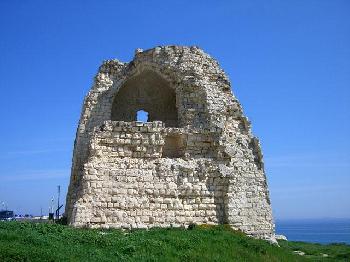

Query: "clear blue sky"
left=0, top=0, right=349, bottom=219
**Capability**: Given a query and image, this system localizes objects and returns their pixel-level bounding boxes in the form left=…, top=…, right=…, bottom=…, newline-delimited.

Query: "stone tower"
left=65, top=46, right=275, bottom=240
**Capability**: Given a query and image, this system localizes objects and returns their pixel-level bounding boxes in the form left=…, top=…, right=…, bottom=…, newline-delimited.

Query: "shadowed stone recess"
left=111, top=70, right=178, bottom=127
left=65, top=45, right=276, bottom=242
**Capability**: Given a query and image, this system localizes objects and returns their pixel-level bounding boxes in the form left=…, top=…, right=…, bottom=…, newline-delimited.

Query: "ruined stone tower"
left=65, top=46, right=275, bottom=240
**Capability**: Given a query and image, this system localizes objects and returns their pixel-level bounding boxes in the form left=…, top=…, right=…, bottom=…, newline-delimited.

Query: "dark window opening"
left=162, top=134, right=184, bottom=158
left=136, top=110, right=149, bottom=122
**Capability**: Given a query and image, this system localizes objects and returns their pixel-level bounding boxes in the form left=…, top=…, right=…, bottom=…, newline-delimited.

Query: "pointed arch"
left=111, top=69, right=178, bottom=127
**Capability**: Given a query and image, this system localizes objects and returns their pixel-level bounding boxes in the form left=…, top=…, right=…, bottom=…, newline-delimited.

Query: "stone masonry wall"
left=72, top=121, right=229, bottom=228
left=66, top=46, right=275, bottom=241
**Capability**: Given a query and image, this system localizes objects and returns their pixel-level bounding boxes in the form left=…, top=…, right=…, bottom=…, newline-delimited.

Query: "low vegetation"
left=0, top=221, right=349, bottom=261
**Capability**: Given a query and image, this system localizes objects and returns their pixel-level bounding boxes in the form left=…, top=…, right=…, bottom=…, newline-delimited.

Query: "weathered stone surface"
left=65, top=45, right=275, bottom=241
left=275, top=234, right=288, bottom=241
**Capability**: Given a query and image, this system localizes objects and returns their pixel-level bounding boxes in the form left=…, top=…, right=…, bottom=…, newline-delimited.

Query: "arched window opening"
left=111, top=70, right=178, bottom=127
left=136, top=110, right=149, bottom=122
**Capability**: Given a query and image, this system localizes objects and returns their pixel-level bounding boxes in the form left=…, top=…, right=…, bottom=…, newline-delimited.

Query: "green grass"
left=0, top=222, right=349, bottom=261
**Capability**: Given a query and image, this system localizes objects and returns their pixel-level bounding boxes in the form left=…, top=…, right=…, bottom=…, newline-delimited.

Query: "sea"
left=275, top=218, right=350, bottom=244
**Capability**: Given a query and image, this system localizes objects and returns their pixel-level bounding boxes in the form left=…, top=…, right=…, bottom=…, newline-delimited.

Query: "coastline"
left=275, top=218, right=350, bottom=244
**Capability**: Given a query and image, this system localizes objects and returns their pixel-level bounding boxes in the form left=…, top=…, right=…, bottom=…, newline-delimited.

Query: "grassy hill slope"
left=0, top=222, right=349, bottom=261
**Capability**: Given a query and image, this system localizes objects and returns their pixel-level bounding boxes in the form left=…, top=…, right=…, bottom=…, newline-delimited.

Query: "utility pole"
left=49, top=197, right=54, bottom=220
left=57, top=185, right=61, bottom=219
left=51, top=197, right=54, bottom=213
